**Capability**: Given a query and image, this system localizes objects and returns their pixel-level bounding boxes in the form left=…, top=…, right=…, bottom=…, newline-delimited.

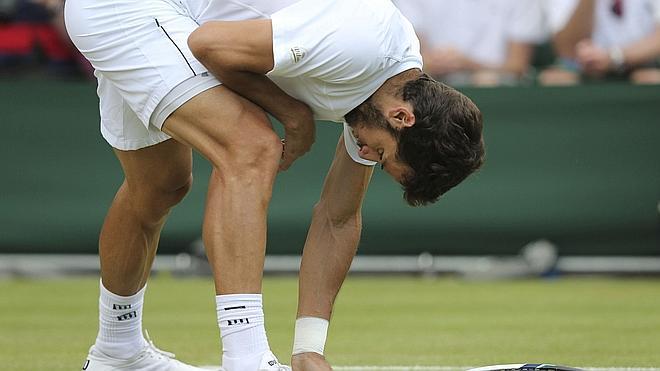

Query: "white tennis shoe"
left=222, top=350, right=291, bottom=371
left=81, top=331, right=217, bottom=371
left=258, top=350, right=292, bottom=371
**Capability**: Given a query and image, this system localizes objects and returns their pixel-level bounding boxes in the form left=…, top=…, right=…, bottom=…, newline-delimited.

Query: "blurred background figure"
left=0, top=0, right=91, bottom=78
left=540, top=0, right=660, bottom=85
left=394, top=0, right=545, bottom=86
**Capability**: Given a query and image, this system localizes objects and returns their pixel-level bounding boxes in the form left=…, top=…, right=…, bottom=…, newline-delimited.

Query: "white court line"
left=332, top=368, right=660, bottom=371
left=334, top=367, right=464, bottom=371
left=334, top=368, right=464, bottom=371
left=202, top=366, right=660, bottom=371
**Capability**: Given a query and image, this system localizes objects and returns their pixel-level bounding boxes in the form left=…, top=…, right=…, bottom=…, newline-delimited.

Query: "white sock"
left=216, top=294, right=270, bottom=371
left=94, top=280, right=148, bottom=359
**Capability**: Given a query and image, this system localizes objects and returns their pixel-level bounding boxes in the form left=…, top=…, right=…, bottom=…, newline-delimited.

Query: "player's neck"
left=373, top=68, right=422, bottom=100
left=370, top=68, right=422, bottom=110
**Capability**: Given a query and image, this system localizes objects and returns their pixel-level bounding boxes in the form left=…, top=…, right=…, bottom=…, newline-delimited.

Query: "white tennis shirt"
left=267, top=0, right=423, bottom=123
left=192, top=0, right=422, bottom=121
left=269, top=0, right=423, bottom=165
left=196, top=0, right=423, bottom=165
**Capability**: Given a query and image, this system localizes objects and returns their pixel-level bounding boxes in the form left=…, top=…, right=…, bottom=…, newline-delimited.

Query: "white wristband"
left=292, top=317, right=329, bottom=356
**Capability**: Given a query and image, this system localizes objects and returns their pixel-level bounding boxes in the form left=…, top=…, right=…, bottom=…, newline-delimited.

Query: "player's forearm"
left=202, top=61, right=309, bottom=128
left=297, top=202, right=362, bottom=319
left=189, top=20, right=310, bottom=127
left=297, top=137, right=372, bottom=318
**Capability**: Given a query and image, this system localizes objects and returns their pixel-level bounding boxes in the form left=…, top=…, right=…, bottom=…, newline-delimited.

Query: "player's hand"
left=291, top=353, right=333, bottom=371
left=279, top=103, right=315, bottom=171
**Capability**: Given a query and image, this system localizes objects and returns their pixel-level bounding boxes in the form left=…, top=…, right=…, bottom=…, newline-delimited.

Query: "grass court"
left=2, top=275, right=660, bottom=370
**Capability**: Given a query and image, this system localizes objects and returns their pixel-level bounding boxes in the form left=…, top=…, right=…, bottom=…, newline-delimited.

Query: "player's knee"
left=250, top=130, right=283, bottom=169
left=159, top=172, right=193, bottom=207
left=205, top=107, right=281, bottom=177
left=128, top=172, right=193, bottom=222
left=225, top=130, right=281, bottom=180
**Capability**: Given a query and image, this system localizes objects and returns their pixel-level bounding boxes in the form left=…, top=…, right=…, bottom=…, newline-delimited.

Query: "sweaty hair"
left=397, top=74, right=485, bottom=206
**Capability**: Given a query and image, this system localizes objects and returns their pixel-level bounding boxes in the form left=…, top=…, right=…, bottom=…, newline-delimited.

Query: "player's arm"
left=188, top=19, right=315, bottom=171
left=292, top=135, right=374, bottom=371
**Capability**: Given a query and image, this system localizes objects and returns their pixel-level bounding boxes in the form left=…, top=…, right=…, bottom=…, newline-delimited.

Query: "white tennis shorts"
left=64, top=0, right=222, bottom=150
left=64, top=0, right=377, bottom=167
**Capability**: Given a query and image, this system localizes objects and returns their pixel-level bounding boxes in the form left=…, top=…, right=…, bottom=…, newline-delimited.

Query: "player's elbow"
left=188, top=22, right=237, bottom=69
left=188, top=23, right=215, bottom=62
left=190, top=20, right=273, bottom=74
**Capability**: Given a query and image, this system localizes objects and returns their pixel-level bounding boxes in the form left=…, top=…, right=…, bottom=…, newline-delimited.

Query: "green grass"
left=2, top=275, right=660, bottom=370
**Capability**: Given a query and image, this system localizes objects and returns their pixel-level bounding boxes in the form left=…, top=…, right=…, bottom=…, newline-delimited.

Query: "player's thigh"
left=161, top=85, right=282, bottom=169
left=114, top=139, right=193, bottom=199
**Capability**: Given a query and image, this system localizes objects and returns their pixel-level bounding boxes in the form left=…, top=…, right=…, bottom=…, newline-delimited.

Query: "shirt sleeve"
left=269, top=0, right=418, bottom=82
left=268, top=1, right=319, bottom=78
left=268, top=0, right=347, bottom=79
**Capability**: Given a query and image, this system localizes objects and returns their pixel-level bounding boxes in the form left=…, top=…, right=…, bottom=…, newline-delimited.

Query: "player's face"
left=345, top=100, right=412, bottom=184
left=351, top=125, right=410, bottom=183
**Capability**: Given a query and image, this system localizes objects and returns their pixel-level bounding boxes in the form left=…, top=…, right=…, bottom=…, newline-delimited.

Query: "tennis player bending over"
left=65, top=0, right=484, bottom=370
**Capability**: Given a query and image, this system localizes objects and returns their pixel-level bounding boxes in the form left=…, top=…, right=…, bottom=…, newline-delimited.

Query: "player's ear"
left=388, top=106, right=415, bottom=129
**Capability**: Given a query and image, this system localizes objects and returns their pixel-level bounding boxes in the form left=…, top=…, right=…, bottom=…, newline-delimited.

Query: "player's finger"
left=279, top=159, right=294, bottom=171
left=278, top=150, right=297, bottom=171
left=281, top=144, right=309, bottom=171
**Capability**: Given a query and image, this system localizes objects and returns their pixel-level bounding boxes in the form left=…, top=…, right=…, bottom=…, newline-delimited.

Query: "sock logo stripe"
left=112, top=304, right=132, bottom=310
left=227, top=318, right=250, bottom=325
left=117, top=311, right=138, bottom=321
left=224, top=305, right=247, bottom=311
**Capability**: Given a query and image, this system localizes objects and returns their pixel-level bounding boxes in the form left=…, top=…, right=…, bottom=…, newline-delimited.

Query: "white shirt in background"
left=542, top=0, right=660, bottom=48
left=393, top=0, right=545, bottom=67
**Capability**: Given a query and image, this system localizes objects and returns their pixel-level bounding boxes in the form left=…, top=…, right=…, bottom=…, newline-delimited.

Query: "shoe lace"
left=143, top=329, right=176, bottom=360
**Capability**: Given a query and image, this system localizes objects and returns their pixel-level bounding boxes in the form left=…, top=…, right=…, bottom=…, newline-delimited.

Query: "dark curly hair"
left=397, top=74, right=485, bottom=206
